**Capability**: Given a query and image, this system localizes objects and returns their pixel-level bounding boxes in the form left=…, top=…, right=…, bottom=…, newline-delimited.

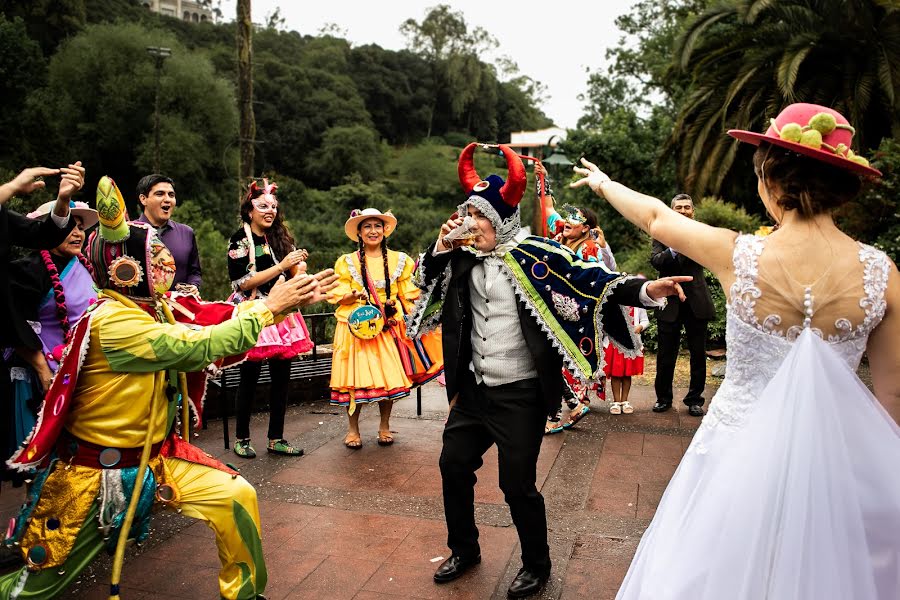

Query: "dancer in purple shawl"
left=6, top=201, right=98, bottom=454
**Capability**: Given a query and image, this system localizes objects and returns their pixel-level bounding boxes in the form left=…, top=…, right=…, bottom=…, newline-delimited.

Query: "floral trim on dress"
left=228, top=237, right=251, bottom=260
left=344, top=252, right=409, bottom=289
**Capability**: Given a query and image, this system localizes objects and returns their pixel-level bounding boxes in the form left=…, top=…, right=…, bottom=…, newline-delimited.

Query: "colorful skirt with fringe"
left=330, top=320, right=442, bottom=409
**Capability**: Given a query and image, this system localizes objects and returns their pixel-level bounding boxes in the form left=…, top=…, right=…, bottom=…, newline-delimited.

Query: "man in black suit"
left=650, top=193, right=716, bottom=417
left=409, top=144, right=689, bottom=598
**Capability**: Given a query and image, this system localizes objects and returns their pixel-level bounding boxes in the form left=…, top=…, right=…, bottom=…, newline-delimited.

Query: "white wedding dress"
left=617, top=234, right=900, bottom=599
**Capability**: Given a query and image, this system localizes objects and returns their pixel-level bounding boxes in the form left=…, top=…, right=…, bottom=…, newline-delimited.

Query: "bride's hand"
left=569, top=158, right=611, bottom=196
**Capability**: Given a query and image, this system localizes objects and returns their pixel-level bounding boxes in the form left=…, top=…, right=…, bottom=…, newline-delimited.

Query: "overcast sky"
left=218, top=1, right=641, bottom=129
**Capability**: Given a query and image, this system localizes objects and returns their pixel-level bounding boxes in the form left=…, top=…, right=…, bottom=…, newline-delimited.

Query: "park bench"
left=205, top=311, right=425, bottom=449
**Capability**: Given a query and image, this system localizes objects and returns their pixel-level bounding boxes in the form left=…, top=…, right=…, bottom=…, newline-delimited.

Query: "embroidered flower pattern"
left=228, top=238, right=250, bottom=259
left=551, top=290, right=581, bottom=322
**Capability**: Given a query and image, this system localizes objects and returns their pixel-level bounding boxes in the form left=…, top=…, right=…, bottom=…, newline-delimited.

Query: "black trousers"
left=235, top=358, right=291, bottom=440
left=439, top=372, right=551, bottom=575
left=654, top=306, right=708, bottom=406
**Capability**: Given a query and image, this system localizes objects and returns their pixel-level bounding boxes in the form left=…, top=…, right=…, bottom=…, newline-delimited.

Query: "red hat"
left=727, top=103, right=881, bottom=178
left=457, top=143, right=527, bottom=243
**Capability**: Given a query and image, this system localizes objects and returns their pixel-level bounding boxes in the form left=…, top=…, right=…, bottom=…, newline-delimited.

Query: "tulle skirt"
left=246, top=312, right=313, bottom=361
left=603, top=343, right=644, bottom=377
left=617, top=330, right=900, bottom=599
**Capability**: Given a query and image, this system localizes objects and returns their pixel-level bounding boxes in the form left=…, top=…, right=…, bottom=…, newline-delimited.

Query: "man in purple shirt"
left=136, top=174, right=203, bottom=292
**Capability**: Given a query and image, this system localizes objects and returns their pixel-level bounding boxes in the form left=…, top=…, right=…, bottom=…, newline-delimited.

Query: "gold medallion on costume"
left=348, top=304, right=384, bottom=339
left=108, top=255, right=144, bottom=287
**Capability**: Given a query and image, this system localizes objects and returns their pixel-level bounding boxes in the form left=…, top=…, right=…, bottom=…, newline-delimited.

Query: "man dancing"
left=407, top=143, right=689, bottom=598
left=0, top=177, right=336, bottom=600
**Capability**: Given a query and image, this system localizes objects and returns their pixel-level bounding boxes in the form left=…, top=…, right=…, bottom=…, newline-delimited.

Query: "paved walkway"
left=0, top=380, right=714, bottom=599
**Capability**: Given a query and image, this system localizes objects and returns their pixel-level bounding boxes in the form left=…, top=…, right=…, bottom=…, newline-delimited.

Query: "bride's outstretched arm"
left=866, top=260, right=900, bottom=423
left=570, top=158, right=737, bottom=281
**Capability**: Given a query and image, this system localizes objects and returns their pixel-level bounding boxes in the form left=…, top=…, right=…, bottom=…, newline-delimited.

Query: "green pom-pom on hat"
left=779, top=123, right=803, bottom=142
left=799, top=129, right=823, bottom=149
left=808, top=113, right=837, bottom=134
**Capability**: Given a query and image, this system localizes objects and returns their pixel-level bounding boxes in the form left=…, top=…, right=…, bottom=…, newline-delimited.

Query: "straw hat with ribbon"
left=344, top=208, right=397, bottom=242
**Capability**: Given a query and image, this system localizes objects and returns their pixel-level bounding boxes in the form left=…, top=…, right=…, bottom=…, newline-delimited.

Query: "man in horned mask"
left=408, top=143, right=691, bottom=598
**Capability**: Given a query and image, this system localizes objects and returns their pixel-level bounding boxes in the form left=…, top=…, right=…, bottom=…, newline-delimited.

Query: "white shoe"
left=621, top=401, right=634, bottom=414
left=609, top=402, right=622, bottom=415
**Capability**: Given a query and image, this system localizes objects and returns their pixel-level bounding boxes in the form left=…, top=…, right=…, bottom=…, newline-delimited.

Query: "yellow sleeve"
left=99, top=300, right=274, bottom=373
left=396, top=253, right=421, bottom=303
left=327, top=254, right=355, bottom=306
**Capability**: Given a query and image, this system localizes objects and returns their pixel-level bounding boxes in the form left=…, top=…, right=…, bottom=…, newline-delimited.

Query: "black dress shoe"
left=433, top=554, right=481, bottom=583
left=652, top=402, right=671, bottom=413
left=507, top=567, right=549, bottom=598
left=687, top=404, right=705, bottom=417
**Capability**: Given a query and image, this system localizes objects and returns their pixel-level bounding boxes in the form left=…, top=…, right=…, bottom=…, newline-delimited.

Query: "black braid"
left=357, top=239, right=370, bottom=302
left=381, top=237, right=397, bottom=319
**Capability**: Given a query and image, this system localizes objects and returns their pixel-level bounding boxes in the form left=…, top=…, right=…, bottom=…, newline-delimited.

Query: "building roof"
left=509, top=127, right=567, bottom=148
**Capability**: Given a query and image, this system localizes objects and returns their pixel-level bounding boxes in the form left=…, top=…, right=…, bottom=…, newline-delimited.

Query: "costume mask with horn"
left=87, top=176, right=177, bottom=300
left=457, top=143, right=527, bottom=244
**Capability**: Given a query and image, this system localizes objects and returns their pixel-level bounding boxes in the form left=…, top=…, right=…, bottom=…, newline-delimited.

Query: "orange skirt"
left=330, top=321, right=442, bottom=407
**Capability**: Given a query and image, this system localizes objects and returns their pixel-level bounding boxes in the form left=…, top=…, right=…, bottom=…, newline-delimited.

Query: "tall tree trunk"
left=237, top=0, right=255, bottom=200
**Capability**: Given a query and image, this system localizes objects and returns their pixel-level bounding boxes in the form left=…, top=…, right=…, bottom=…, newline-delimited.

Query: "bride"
left=571, top=103, right=899, bottom=599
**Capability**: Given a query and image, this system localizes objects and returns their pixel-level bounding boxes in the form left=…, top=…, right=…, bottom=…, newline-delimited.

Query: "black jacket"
left=420, top=247, right=647, bottom=415
left=650, top=238, right=715, bottom=322
left=1, top=205, right=75, bottom=348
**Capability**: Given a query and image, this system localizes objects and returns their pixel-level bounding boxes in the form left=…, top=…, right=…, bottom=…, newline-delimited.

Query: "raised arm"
left=866, top=261, right=900, bottom=423
left=571, top=159, right=737, bottom=282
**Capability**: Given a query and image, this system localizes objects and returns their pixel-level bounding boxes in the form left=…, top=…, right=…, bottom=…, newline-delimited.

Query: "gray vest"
left=469, top=257, right=538, bottom=386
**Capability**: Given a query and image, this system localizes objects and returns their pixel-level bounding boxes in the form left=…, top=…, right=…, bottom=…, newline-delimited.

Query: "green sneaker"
left=233, top=438, right=256, bottom=458
left=267, top=439, right=303, bottom=456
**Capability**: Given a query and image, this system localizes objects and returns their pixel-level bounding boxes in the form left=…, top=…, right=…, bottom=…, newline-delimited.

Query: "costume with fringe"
left=407, top=236, right=642, bottom=384
left=414, top=143, right=655, bottom=580
left=228, top=223, right=313, bottom=361
left=0, top=176, right=271, bottom=600
left=329, top=249, right=443, bottom=410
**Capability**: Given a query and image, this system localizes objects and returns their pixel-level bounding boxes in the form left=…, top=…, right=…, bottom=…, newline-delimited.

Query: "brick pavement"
left=0, top=379, right=714, bottom=599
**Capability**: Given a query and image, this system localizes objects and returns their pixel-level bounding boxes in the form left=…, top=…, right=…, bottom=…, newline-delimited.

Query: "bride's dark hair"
left=752, top=142, right=862, bottom=218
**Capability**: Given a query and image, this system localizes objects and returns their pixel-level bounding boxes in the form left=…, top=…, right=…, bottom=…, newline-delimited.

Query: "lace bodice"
left=694, top=234, right=890, bottom=450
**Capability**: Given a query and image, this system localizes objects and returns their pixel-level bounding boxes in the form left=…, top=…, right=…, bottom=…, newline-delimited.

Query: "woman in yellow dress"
left=329, top=208, right=442, bottom=448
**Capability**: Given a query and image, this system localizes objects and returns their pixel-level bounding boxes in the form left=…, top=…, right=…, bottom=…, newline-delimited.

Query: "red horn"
left=245, top=180, right=260, bottom=201
left=457, top=143, right=481, bottom=194
left=497, top=144, right=526, bottom=207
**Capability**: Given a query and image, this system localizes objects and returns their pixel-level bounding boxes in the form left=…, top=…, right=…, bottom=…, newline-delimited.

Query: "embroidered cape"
left=406, top=236, right=642, bottom=380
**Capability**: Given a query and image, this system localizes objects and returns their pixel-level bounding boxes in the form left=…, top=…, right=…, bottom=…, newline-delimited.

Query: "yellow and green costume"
left=1, top=293, right=273, bottom=600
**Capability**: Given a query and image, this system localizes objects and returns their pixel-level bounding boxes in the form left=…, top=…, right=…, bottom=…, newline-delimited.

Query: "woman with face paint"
left=328, top=208, right=443, bottom=449
left=227, top=180, right=313, bottom=459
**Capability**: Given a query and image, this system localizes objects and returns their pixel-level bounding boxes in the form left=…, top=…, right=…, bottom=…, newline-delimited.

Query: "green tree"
left=669, top=0, right=900, bottom=198
left=306, top=125, right=387, bottom=187
left=0, top=15, right=46, bottom=164
left=348, top=45, right=433, bottom=144
left=0, top=0, right=86, bottom=56
left=25, top=23, right=237, bottom=217
left=400, top=4, right=498, bottom=138
left=838, top=137, right=900, bottom=263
